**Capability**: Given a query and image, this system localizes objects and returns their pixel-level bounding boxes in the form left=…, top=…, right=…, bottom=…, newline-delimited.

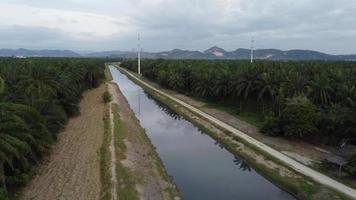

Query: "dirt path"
left=174, top=94, right=327, bottom=163
left=118, top=66, right=356, bottom=199
left=108, top=102, right=118, bottom=200
left=108, top=82, right=179, bottom=200
left=21, top=85, right=106, bottom=200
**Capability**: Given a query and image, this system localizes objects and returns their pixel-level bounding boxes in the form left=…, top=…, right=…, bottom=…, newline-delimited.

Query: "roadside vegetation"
left=111, top=103, right=140, bottom=199
left=121, top=59, right=356, bottom=177
left=0, top=58, right=105, bottom=199
left=108, top=81, right=180, bottom=200
left=100, top=89, right=112, bottom=200
left=117, top=66, right=350, bottom=199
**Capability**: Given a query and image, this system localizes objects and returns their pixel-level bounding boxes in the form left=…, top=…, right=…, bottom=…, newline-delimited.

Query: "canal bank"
left=109, top=66, right=296, bottom=199
left=107, top=79, right=180, bottom=200
left=113, top=64, right=353, bottom=200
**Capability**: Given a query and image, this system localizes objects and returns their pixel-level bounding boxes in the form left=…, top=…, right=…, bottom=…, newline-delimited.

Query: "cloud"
left=0, top=0, right=356, bottom=53
left=0, top=2, right=131, bottom=39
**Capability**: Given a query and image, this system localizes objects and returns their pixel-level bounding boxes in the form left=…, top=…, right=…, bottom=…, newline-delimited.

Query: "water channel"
left=110, top=66, right=295, bottom=200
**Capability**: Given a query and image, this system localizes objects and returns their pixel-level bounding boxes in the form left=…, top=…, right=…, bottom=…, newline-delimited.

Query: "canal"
left=110, top=66, right=295, bottom=200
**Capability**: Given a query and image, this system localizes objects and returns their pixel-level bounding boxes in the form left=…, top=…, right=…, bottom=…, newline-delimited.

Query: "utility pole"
left=250, top=36, right=254, bottom=63
left=137, top=33, right=141, bottom=75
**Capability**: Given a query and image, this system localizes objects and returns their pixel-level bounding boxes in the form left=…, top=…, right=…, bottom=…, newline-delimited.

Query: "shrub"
left=345, top=151, right=356, bottom=177
left=279, top=96, right=320, bottom=138
left=102, top=91, right=112, bottom=103
left=261, top=115, right=282, bottom=136
left=0, top=190, right=10, bottom=200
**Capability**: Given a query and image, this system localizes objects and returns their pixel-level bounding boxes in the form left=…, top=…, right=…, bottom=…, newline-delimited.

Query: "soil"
left=21, top=85, right=106, bottom=200
left=108, top=82, right=178, bottom=200
left=108, top=102, right=118, bottom=200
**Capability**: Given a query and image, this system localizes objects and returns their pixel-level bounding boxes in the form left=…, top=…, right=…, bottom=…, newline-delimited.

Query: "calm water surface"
left=110, top=66, right=295, bottom=200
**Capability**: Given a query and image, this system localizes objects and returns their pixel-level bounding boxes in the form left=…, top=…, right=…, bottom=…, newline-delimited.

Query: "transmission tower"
left=250, top=36, right=254, bottom=63
left=138, top=33, right=141, bottom=75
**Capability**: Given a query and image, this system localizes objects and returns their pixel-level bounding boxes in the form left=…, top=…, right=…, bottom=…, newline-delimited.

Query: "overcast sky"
left=1, top=0, right=356, bottom=54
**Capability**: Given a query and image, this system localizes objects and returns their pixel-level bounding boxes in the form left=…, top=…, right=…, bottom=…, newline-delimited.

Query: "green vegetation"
left=100, top=102, right=112, bottom=200
left=121, top=59, right=356, bottom=146
left=102, top=91, right=112, bottom=103
left=0, top=57, right=106, bottom=198
left=345, top=151, right=356, bottom=177
left=118, top=67, right=349, bottom=199
left=263, top=96, right=321, bottom=137
left=104, top=64, right=113, bottom=81
left=205, top=101, right=264, bottom=128
left=112, top=104, right=139, bottom=199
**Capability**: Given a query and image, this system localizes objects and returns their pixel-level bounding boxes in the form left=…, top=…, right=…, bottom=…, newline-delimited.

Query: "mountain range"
left=1, top=47, right=356, bottom=61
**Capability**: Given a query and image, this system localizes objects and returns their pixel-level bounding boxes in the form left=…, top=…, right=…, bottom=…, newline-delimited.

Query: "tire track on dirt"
left=21, top=85, right=106, bottom=200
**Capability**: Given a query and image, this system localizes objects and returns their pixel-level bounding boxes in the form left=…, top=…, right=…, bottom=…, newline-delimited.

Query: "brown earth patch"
left=21, top=85, right=106, bottom=200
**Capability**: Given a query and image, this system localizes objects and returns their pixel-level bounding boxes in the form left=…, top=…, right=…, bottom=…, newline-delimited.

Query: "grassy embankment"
left=112, top=103, right=140, bottom=199
left=116, top=65, right=350, bottom=200
left=100, top=67, right=140, bottom=199
left=199, top=98, right=264, bottom=128
left=100, top=98, right=112, bottom=200
left=99, top=66, right=113, bottom=200
left=105, top=64, right=179, bottom=199
left=112, top=96, right=179, bottom=199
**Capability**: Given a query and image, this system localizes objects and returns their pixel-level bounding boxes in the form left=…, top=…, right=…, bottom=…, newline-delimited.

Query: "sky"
left=1, top=0, right=356, bottom=54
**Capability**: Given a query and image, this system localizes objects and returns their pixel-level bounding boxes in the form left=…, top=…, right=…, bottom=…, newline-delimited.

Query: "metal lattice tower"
left=250, top=36, right=254, bottom=63
left=138, top=33, right=141, bottom=75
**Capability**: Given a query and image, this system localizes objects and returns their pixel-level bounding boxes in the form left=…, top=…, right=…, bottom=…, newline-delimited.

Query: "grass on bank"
left=104, top=64, right=113, bottom=81
left=130, top=109, right=180, bottom=199
left=99, top=95, right=112, bottom=200
left=117, top=66, right=351, bottom=200
left=112, top=97, right=180, bottom=200
left=99, top=65, right=114, bottom=200
left=204, top=101, right=265, bottom=128
left=112, top=103, right=140, bottom=200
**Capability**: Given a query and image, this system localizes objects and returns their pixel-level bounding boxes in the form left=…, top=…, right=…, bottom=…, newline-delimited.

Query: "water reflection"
left=110, top=66, right=295, bottom=200
left=233, top=156, right=252, bottom=172
left=146, top=92, right=183, bottom=120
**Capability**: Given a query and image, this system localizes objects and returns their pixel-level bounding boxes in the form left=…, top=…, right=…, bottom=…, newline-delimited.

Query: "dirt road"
left=21, top=85, right=106, bottom=200
left=118, top=66, right=356, bottom=199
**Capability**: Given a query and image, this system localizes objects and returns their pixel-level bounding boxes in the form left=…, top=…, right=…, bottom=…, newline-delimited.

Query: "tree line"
left=0, top=57, right=106, bottom=197
left=121, top=59, right=356, bottom=146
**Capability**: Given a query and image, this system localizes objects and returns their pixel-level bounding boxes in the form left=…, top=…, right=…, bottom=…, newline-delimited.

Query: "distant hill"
left=88, top=47, right=356, bottom=61
left=85, top=50, right=135, bottom=58
left=1, top=47, right=356, bottom=60
left=0, top=48, right=81, bottom=57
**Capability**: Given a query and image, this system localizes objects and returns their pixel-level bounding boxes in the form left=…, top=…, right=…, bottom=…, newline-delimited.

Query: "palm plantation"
left=121, top=59, right=356, bottom=144
left=0, top=58, right=105, bottom=198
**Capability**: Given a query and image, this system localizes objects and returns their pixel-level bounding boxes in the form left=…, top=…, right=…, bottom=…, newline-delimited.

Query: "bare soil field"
left=21, top=85, right=106, bottom=200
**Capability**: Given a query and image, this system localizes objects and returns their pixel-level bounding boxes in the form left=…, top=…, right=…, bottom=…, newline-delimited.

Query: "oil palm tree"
left=192, top=71, right=214, bottom=98
left=254, top=72, right=277, bottom=114
left=308, top=74, right=333, bottom=105
left=0, top=103, right=32, bottom=194
left=168, top=71, right=184, bottom=91
left=212, top=70, right=231, bottom=100
left=0, top=77, right=4, bottom=93
left=286, top=72, right=309, bottom=97
left=230, top=69, right=260, bottom=110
